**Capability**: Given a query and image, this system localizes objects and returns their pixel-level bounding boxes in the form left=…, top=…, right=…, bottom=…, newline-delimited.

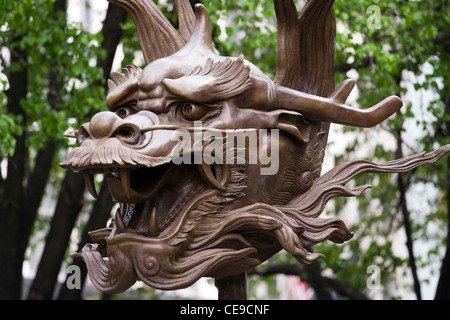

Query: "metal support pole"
left=215, top=272, right=247, bottom=300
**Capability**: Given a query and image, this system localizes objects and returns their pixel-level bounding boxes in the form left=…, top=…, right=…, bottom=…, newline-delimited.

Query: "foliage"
left=0, top=0, right=106, bottom=156
left=202, top=0, right=277, bottom=78
left=325, top=0, right=449, bottom=299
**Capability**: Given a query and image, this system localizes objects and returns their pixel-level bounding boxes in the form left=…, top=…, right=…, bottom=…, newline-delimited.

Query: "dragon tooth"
left=197, top=163, right=227, bottom=191
left=148, top=207, right=160, bottom=237
left=115, top=206, right=126, bottom=234
left=120, top=169, right=131, bottom=199
left=83, top=171, right=98, bottom=199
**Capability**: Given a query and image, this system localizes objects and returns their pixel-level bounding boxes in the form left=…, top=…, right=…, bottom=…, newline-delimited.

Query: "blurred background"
left=0, top=0, right=449, bottom=300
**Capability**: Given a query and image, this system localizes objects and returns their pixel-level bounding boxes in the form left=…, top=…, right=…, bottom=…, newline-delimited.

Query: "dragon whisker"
left=141, top=125, right=257, bottom=135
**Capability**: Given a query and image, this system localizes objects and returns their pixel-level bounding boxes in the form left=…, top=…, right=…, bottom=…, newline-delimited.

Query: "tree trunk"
left=433, top=31, right=449, bottom=299
left=435, top=156, right=450, bottom=300
left=303, top=261, right=332, bottom=300
left=248, top=263, right=369, bottom=300
left=435, top=95, right=450, bottom=300
left=97, top=3, right=128, bottom=79
left=17, top=55, right=62, bottom=292
left=57, top=180, right=114, bottom=300
left=18, top=140, right=57, bottom=266
left=27, top=171, right=86, bottom=300
left=0, top=45, right=28, bottom=300
left=435, top=155, right=450, bottom=300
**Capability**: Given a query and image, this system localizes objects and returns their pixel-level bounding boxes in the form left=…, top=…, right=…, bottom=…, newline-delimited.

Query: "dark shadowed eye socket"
left=179, top=102, right=208, bottom=121
left=116, top=106, right=136, bottom=119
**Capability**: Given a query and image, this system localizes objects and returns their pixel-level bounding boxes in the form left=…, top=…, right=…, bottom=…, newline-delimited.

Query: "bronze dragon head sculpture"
left=61, top=0, right=449, bottom=294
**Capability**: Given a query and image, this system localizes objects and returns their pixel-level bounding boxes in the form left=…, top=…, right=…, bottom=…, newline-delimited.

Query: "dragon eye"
left=180, top=102, right=208, bottom=121
left=116, top=106, right=136, bottom=119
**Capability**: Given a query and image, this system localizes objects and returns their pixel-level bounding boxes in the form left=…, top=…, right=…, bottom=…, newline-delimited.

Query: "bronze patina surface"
left=61, top=0, right=450, bottom=294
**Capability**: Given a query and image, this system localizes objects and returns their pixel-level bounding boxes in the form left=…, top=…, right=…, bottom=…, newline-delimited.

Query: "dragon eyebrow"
left=106, top=65, right=142, bottom=111
left=163, top=55, right=252, bottom=103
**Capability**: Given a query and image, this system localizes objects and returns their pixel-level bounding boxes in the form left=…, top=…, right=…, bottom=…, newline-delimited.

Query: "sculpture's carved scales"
left=61, top=0, right=450, bottom=294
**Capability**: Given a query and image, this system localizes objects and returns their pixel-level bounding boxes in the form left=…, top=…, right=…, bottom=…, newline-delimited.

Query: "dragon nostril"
left=114, top=123, right=141, bottom=145
left=117, top=127, right=134, bottom=138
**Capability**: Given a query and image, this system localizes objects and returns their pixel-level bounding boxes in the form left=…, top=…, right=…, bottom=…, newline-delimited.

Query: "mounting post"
left=215, top=272, right=247, bottom=300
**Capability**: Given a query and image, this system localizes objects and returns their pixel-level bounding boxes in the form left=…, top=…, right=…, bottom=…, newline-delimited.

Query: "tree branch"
left=432, top=32, right=450, bottom=45
left=396, top=126, right=422, bottom=300
left=97, top=2, right=128, bottom=85
left=248, top=263, right=369, bottom=300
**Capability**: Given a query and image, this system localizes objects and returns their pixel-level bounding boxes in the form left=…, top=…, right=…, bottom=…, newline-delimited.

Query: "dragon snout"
left=89, top=111, right=120, bottom=139
left=87, top=111, right=142, bottom=145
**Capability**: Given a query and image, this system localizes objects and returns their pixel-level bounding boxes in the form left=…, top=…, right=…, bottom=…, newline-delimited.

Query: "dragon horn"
left=178, top=4, right=216, bottom=56
left=238, top=78, right=403, bottom=128
left=273, top=81, right=403, bottom=127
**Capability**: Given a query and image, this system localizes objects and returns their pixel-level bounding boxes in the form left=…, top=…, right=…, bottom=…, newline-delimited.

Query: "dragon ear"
left=180, top=4, right=216, bottom=55
left=234, top=108, right=312, bottom=143
left=275, top=110, right=312, bottom=143
left=163, top=55, right=252, bottom=103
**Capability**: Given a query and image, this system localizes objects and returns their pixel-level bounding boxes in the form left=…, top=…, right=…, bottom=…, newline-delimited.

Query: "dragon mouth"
left=80, top=164, right=176, bottom=242
left=60, top=133, right=231, bottom=244
left=102, top=164, right=174, bottom=203
left=80, top=159, right=229, bottom=243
